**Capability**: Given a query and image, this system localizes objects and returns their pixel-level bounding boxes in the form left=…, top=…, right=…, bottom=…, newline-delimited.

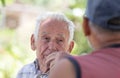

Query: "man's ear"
left=82, top=17, right=91, bottom=36
left=31, top=34, right=36, bottom=51
left=68, top=41, right=74, bottom=53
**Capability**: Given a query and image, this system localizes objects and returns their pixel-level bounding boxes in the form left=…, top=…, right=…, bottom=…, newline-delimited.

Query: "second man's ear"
left=31, top=34, right=36, bottom=51
left=82, top=17, right=91, bottom=36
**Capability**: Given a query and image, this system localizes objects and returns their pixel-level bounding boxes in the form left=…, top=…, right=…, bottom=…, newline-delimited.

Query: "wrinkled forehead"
left=38, top=18, right=69, bottom=39
left=39, top=18, right=69, bottom=32
left=41, top=32, right=67, bottom=39
left=41, top=18, right=68, bottom=29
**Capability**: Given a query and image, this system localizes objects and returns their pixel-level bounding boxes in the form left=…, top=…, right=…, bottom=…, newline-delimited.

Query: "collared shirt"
left=16, top=59, right=48, bottom=78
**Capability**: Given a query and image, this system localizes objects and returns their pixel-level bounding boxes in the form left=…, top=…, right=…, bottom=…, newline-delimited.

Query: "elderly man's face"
left=31, top=18, right=74, bottom=70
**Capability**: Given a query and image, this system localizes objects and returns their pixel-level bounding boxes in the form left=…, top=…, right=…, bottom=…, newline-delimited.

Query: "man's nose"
left=48, top=41, right=57, bottom=51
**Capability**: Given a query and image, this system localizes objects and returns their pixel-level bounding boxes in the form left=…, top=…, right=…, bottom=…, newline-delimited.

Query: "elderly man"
left=48, top=0, right=120, bottom=78
left=16, top=12, right=75, bottom=78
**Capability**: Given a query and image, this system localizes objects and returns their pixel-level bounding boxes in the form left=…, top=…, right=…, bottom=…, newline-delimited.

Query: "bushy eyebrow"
left=40, top=32, right=66, bottom=39
left=57, top=33, right=65, bottom=38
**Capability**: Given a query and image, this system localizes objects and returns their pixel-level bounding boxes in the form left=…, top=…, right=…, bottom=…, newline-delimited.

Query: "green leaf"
left=1, top=0, right=5, bottom=6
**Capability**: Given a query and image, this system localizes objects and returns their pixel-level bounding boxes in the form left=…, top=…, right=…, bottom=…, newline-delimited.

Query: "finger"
left=50, top=60, right=55, bottom=70
left=45, top=57, right=54, bottom=68
left=45, top=52, right=69, bottom=69
left=45, top=52, right=57, bottom=63
left=55, top=52, right=69, bottom=61
left=46, top=52, right=58, bottom=59
left=45, top=54, right=57, bottom=68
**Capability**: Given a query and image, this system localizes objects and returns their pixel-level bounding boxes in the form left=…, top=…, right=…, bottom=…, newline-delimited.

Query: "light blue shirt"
left=16, top=59, right=48, bottom=78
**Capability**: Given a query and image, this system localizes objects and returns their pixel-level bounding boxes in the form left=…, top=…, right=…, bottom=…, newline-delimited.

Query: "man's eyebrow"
left=57, top=33, right=65, bottom=38
left=41, top=32, right=49, bottom=35
left=39, top=32, right=49, bottom=37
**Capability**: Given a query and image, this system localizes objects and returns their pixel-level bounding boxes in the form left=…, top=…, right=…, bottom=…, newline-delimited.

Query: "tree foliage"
left=1, top=0, right=5, bottom=6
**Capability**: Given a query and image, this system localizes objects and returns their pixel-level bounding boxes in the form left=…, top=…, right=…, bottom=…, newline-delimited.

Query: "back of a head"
left=85, top=0, right=120, bottom=31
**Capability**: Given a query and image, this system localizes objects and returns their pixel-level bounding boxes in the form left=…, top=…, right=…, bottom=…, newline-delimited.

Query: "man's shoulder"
left=73, top=48, right=120, bottom=65
left=16, top=61, right=37, bottom=78
left=18, top=61, right=36, bottom=73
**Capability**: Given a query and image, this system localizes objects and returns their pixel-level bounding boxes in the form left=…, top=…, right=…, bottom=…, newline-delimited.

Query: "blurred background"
left=0, top=0, right=91, bottom=78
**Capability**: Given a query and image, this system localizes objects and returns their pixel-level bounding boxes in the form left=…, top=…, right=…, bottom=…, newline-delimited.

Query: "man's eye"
left=57, top=39, right=63, bottom=43
left=59, top=40, right=63, bottom=42
left=44, top=37, right=50, bottom=42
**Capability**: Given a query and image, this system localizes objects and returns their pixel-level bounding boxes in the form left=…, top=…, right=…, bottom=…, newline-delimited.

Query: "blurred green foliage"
left=1, top=0, right=5, bottom=6
left=66, top=0, right=92, bottom=54
left=0, top=29, right=29, bottom=78
left=0, top=0, right=14, bottom=6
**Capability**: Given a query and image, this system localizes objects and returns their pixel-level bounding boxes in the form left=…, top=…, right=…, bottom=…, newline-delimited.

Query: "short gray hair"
left=34, top=12, right=75, bottom=43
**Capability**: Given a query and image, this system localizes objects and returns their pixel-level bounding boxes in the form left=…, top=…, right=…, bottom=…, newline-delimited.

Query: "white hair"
left=34, top=12, right=75, bottom=43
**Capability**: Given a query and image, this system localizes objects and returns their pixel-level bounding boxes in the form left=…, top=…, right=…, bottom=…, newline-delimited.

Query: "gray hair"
left=34, top=12, right=75, bottom=43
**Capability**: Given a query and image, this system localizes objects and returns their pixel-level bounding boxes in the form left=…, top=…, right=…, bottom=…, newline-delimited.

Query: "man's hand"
left=45, top=52, right=69, bottom=72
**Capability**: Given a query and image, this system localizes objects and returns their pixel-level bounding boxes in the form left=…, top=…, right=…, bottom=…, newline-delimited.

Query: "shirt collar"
left=34, top=59, right=40, bottom=74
